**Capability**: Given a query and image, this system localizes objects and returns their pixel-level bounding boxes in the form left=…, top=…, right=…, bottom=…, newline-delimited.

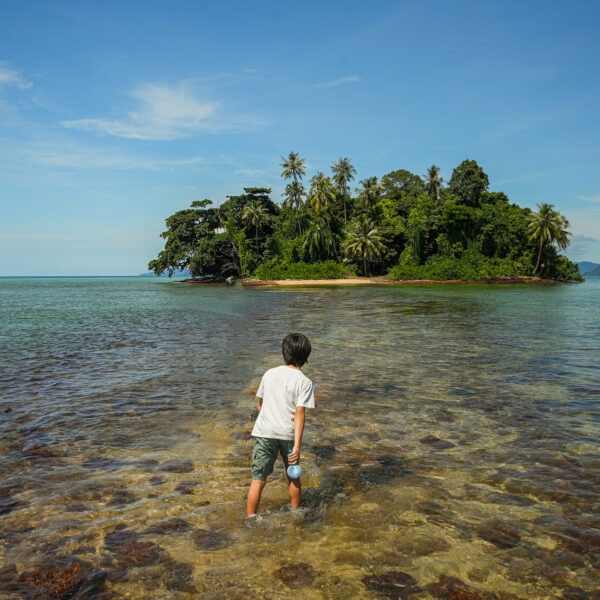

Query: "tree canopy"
left=149, top=157, right=582, bottom=282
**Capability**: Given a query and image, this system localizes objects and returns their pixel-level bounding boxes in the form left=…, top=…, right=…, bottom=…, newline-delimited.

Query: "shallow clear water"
left=1, top=277, right=599, bottom=599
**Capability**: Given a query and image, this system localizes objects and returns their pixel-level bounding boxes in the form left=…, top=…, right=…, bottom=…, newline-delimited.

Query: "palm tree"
left=343, top=215, right=386, bottom=276
left=528, top=203, right=571, bottom=275
left=303, top=215, right=334, bottom=261
left=331, top=157, right=356, bottom=224
left=423, top=165, right=444, bottom=201
left=308, top=172, right=335, bottom=213
left=281, top=151, right=306, bottom=235
left=242, top=199, right=268, bottom=242
left=282, top=180, right=305, bottom=219
left=355, top=176, right=381, bottom=215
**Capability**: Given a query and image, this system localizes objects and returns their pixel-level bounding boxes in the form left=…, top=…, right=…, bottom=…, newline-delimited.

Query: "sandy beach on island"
left=242, top=276, right=560, bottom=286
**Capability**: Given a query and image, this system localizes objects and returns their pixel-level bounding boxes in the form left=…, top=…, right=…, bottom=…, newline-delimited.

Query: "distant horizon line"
left=0, top=275, right=186, bottom=278
left=0, top=258, right=598, bottom=278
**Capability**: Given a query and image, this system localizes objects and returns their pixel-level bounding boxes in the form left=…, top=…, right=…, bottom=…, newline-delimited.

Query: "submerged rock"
left=145, top=518, right=191, bottom=534
left=175, top=480, right=198, bottom=494
left=108, top=490, right=136, bottom=506
left=111, top=541, right=162, bottom=568
left=561, top=587, right=600, bottom=600
left=65, top=503, right=88, bottom=512
left=402, top=535, right=451, bottom=557
left=132, top=458, right=159, bottom=469
left=16, top=560, right=107, bottom=599
left=162, top=558, right=195, bottom=592
left=557, top=528, right=600, bottom=555
left=0, top=493, right=18, bottom=516
left=427, top=576, right=478, bottom=599
left=427, top=575, right=525, bottom=599
left=549, top=456, right=580, bottom=469
left=420, top=435, right=441, bottom=444
left=273, top=563, right=315, bottom=589
left=419, top=435, right=455, bottom=450
left=106, top=566, right=128, bottom=583
left=362, top=571, right=420, bottom=599
left=477, top=522, right=521, bottom=549
left=160, top=459, right=194, bottom=473
left=103, top=529, right=140, bottom=549
left=21, top=438, right=54, bottom=458
left=311, top=445, right=337, bottom=462
left=193, top=529, right=232, bottom=551
left=303, top=446, right=409, bottom=511
left=0, top=564, right=18, bottom=594
left=82, top=456, right=121, bottom=469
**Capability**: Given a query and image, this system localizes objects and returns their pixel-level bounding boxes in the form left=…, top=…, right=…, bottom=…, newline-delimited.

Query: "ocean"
left=1, top=276, right=599, bottom=598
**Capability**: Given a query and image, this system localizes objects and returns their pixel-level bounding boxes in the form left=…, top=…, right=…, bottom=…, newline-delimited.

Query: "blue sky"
left=1, top=0, right=599, bottom=275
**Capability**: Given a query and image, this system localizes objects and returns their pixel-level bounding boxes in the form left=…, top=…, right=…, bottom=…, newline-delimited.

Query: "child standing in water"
left=246, top=333, right=315, bottom=517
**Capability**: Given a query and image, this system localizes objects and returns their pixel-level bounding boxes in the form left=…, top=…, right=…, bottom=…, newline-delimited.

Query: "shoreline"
left=242, top=276, right=562, bottom=287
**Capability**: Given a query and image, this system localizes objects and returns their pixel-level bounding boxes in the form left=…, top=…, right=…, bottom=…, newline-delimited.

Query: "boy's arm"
left=257, top=397, right=263, bottom=412
left=289, top=407, right=305, bottom=465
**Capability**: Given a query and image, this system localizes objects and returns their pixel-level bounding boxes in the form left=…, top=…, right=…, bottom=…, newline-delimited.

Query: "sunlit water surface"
left=1, top=277, right=599, bottom=599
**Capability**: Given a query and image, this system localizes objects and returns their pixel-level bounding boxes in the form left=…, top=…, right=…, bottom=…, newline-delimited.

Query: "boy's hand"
left=288, top=447, right=300, bottom=465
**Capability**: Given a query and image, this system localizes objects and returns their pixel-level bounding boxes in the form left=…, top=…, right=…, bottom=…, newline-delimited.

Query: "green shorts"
left=251, top=437, right=294, bottom=480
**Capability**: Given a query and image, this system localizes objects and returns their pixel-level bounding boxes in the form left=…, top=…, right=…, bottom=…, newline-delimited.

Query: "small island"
left=149, top=154, right=583, bottom=283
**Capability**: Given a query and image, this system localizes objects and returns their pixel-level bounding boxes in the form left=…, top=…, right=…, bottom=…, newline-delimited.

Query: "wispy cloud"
left=61, top=81, right=264, bottom=140
left=316, top=75, right=362, bottom=88
left=234, top=168, right=266, bottom=178
left=0, top=63, right=31, bottom=89
left=578, top=194, right=600, bottom=204
left=566, top=207, right=600, bottom=250
left=568, top=234, right=600, bottom=261
left=496, top=171, right=547, bottom=186
left=0, top=141, right=208, bottom=172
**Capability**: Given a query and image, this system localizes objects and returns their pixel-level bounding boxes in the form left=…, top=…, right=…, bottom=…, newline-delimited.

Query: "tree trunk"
left=363, top=254, right=368, bottom=277
left=533, top=238, right=544, bottom=275
left=296, top=206, right=302, bottom=236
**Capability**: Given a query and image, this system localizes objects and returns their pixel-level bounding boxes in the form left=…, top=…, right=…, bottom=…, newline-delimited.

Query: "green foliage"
left=528, top=202, right=571, bottom=275
left=442, top=200, right=476, bottom=246
left=380, top=169, right=424, bottom=219
left=423, top=165, right=444, bottom=202
left=331, top=157, right=356, bottom=224
left=308, top=172, right=336, bottom=213
left=448, top=159, right=489, bottom=207
left=303, top=215, right=335, bottom=261
left=149, top=154, right=582, bottom=282
left=406, top=198, right=429, bottom=263
left=549, top=256, right=584, bottom=282
left=254, top=260, right=354, bottom=280
left=343, top=215, right=386, bottom=276
left=388, top=249, right=528, bottom=281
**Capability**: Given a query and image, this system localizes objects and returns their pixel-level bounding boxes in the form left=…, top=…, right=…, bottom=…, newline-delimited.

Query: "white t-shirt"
left=251, top=365, right=316, bottom=440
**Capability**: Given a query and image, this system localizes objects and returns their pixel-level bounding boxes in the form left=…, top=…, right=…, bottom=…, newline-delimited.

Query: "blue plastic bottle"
left=287, top=450, right=302, bottom=479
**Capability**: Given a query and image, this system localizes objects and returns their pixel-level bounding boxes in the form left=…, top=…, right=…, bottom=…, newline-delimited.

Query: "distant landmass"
left=584, top=265, right=600, bottom=276
left=140, top=269, right=189, bottom=277
left=577, top=261, right=600, bottom=275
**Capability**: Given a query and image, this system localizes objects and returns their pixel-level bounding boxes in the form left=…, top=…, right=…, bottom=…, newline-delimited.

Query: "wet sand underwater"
left=1, top=277, right=599, bottom=598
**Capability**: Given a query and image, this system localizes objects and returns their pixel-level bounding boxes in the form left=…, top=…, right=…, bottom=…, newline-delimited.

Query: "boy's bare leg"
left=288, top=476, right=301, bottom=509
left=247, top=479, right=266, bottom=516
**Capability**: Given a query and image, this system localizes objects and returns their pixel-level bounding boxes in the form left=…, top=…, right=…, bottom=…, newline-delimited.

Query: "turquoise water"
left=0, top=277, right=599, bottom=598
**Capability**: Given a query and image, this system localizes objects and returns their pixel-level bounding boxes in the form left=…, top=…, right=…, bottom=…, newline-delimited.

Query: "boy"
left=246, top=333, right=315, bottom=517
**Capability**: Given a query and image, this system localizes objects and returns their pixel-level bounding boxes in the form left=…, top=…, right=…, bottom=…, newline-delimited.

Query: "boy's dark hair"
left=282, top=333, right=311, bottom=367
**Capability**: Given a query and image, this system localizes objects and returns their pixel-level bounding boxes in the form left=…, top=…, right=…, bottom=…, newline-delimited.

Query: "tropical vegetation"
left=149, top=154, right=583, bottom=282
